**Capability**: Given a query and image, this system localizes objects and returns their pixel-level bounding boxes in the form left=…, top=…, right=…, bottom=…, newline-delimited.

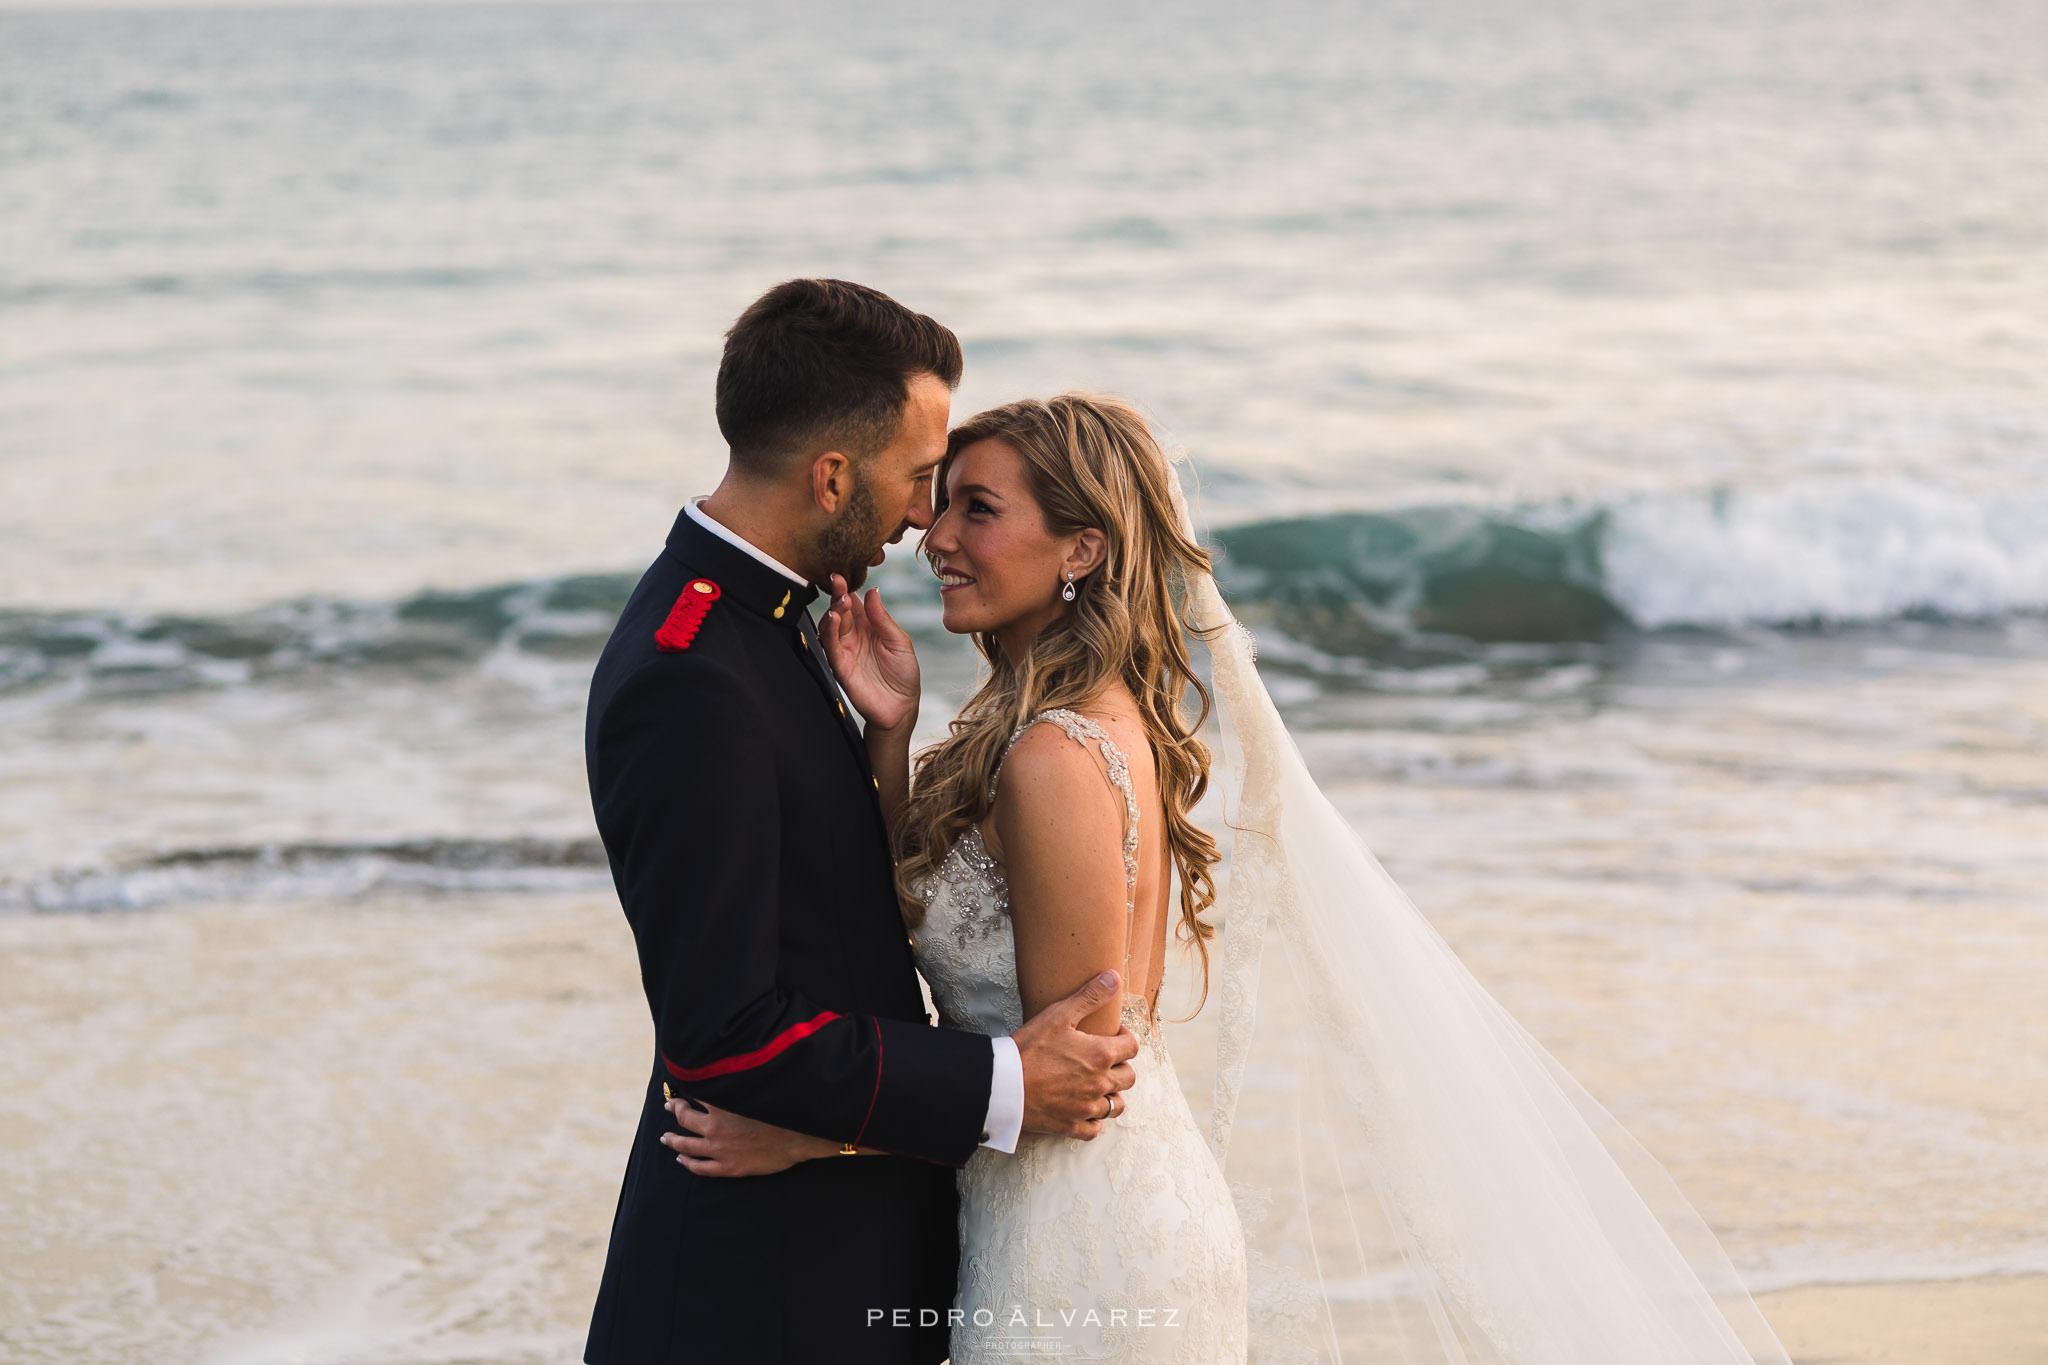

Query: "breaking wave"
left=2, top=474, right=2039, bottom=697
left=0, top=574, right=632, bottom=697
left=1216, top=473, right=2045, bottom=649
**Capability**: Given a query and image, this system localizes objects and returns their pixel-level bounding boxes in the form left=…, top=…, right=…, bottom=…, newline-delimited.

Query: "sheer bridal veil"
left=1166, top=464, right=1790, bottom=1365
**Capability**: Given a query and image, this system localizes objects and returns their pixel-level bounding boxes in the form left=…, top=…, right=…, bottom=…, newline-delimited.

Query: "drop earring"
left=1061, top=571, right=1077, bottom=603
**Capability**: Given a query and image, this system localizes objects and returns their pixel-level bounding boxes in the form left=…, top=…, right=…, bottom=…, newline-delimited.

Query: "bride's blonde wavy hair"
left=896, top=393, right=1225, bottom=1008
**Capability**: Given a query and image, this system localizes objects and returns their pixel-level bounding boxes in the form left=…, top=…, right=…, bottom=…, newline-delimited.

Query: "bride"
left=872, top=394, right=1249, bottom=1360
left=672, top=393, right=1791, bottom=1365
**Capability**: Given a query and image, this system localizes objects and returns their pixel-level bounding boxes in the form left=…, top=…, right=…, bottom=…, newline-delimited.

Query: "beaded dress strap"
left=989, top=708, right=1143, bottom=993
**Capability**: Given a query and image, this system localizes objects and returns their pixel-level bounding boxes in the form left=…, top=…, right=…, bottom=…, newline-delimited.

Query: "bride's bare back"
left=982, top=688, right=1174, bottom=1038
left=915, top=701, right=1249, bottom=1363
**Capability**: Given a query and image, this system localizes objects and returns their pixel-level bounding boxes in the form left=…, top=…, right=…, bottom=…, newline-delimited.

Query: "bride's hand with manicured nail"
left=822, top=571, right=919, bottom=733
left=661, top=1098, right=843, bottom=1177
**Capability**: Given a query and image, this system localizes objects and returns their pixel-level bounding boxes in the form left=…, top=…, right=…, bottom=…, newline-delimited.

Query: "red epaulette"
left=654, top=578, right=722, bottom=651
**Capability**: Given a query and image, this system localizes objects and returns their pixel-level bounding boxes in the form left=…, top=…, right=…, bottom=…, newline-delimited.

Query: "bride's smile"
left=923, top=437, right=1103, bottom=659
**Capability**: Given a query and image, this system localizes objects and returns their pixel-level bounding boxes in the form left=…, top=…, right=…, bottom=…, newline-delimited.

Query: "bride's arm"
left=994, top=725, right=1132, bottom=1039
left=822, top=574, right=919, bottom=842
left=658, top=1098, right=886, bottom=1175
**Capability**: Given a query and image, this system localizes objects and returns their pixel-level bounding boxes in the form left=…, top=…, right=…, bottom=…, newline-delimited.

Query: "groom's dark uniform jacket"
left=583, top=509, right=995, bottom=1364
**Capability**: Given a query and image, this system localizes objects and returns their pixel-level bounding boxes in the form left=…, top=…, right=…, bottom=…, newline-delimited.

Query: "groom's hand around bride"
left=1014, top=970, right=1141, bottom=1139
left=657, top=971, right=1138, bottom=1175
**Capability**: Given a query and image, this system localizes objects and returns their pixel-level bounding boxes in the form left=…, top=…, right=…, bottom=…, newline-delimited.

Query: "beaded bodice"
left=912, top=708, right=1157, bottom=1046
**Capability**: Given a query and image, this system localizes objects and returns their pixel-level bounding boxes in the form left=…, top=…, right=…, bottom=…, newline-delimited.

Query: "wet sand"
left=2, top=891, right=2043, bottom=1363
left=1759, top=1276, right=2048, bottom=1365
left=0, top=894, right=641, bottom=1363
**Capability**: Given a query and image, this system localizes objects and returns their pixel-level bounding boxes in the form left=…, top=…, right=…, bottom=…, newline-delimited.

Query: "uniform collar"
left=665, top=506, right=820, bottom=626
left=684, top=496, right=810, bottom=588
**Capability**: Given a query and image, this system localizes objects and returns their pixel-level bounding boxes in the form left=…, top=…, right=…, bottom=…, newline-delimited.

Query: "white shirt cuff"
left=981, top=1035, right=1024, bottom=1153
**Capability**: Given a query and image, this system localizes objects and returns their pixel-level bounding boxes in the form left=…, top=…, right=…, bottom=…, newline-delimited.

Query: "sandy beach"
left=1760, top=1277, right=2048, bottom=1365
left=4, top=889, right=2042, bottom=1363
left=0, top=894, right=643, bottom=1362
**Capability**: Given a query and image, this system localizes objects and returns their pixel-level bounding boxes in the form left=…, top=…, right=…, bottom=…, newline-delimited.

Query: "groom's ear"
left=809, top=450, right=854, bottom=515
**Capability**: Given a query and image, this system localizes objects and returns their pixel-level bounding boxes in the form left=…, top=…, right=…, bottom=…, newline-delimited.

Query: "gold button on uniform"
left=662, top=1082, right=673, bottom=1102
left=836, top=701, right=845, bottom=716
left=773, top=589, right=790, bottom=620
left=872, top=776, right=880, bottom=790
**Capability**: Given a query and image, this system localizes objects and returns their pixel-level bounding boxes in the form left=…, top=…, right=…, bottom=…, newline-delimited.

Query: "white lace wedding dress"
left=912, top=708, right=1248, bottom=1364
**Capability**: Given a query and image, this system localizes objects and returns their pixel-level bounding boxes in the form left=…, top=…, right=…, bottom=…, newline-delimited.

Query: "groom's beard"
left=814, top=471, right=887, bottom=592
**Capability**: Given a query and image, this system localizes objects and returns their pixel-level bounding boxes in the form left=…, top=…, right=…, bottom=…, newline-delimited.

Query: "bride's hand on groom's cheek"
left=659, top=1099, right=840, bottom=1177
left=823, top=573, right=919, bottom=734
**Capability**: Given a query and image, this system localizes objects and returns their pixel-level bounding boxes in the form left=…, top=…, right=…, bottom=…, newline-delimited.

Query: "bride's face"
left=924, top=438, right=1084, bottom=650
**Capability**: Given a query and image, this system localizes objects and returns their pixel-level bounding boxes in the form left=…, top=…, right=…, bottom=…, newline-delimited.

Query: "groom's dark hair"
left=716, top=279, right=963, bottom=477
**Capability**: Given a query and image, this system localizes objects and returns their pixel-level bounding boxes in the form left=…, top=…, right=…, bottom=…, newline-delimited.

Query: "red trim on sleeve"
left=852, top=1016, right=884, bottom=1146
left=662, top=1010, right=845, bottom=1081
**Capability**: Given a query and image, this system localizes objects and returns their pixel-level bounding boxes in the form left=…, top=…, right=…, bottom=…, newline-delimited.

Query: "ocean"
left=2, top=0, right=2045, bottom=1358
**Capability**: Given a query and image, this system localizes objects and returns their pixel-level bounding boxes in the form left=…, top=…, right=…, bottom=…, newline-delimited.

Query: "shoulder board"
left=654, top=578, right=722, bottom=652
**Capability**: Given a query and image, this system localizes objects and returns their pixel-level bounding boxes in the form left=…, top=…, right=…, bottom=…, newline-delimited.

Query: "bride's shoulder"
left=989, top=719, right=1134, bottom=867
left=994, top=716, right=1116, bottom=795
left=999, top=696, right=1151, bottom=791
left=1062, top=690, right=1152, bottom=761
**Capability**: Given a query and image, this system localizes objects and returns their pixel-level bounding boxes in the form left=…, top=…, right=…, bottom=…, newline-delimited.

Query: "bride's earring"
left=1061, top=571, right=1077, bottom=603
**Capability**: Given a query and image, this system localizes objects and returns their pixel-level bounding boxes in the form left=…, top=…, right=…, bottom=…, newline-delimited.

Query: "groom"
left=583, top=279, right=1140, bottom=1364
